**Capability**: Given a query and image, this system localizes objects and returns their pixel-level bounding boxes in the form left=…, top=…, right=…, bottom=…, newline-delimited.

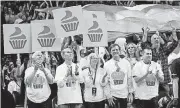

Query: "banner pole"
left=95, top=47, right=99, bottom=56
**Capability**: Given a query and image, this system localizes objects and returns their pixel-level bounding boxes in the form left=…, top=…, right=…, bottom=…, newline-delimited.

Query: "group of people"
left=2, top=27, right=179, bottom=108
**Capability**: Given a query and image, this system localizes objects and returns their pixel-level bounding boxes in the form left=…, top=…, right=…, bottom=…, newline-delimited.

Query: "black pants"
left=108, top=97, right=127, bottom=108
left=27, top=98, right=50, bottom=108
left=133, top=97, right=158, bottom=108
left=84, top=100, right=105, bottom=108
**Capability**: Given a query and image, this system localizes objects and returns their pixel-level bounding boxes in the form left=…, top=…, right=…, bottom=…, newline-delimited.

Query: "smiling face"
left=35, top=52, right=44, bottom=63
left=142, top=49, right=152, bottom=63
left=90, top=56, right=99, bottom=69
left=63, top=48, right=74, bottom=61
left=127, top=43, right=136, bottom=56
left=110, top=45, right=121, bottom=60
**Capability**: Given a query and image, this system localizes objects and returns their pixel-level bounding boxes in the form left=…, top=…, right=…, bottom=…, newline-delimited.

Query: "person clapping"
left=24, top=51, right=54, bottom=108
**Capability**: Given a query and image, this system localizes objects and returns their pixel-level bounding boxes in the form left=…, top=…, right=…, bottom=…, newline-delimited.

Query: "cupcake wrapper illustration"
left=9, top=39, right=27, bottom=49
left=146, top=81, right=155, bottom=86
left=61, top=21, right=79, bottom=32
left=37, top=38, right=56, bottom=47
left=88, top=33, right=103, bottom=42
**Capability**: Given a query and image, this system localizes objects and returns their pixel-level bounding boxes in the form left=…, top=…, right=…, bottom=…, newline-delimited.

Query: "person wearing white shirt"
left=104, top=44, right=134, bottom=108
left=55, top=47, right=83, bottom=108
left=82, top=53, right=107, bottom=108
left=24, top=51, right=54, bottom=108
left=132, top=46, right=164, bottom=108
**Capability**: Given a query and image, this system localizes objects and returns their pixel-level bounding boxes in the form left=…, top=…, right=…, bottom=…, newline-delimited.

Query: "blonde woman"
left=82, top=53, right=107, bottom=108
left=126, top=42, right=140, bottom=68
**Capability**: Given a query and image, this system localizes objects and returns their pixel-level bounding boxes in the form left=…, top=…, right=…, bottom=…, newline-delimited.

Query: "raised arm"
left=164, top=29, right=179, bottom=56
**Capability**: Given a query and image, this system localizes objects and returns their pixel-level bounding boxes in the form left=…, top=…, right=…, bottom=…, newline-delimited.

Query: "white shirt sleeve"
left=55, top=66, right=64, bottom=82
left=24, top=67, right=33, bottom=85
left=8, top=81, right=16, bottom=94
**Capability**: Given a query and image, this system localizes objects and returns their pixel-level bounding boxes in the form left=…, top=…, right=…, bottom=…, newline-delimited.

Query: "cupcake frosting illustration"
left=61, top=10, right=79, bottom=32
left=111, top=71, right=125, bottom=85
left=37, top=26, right=56, bottom=47
left=88, top=21, right=103, bottom=42
left=146, top=74, right=156, bottom=86
left=9, top=27, right=27, bottom=49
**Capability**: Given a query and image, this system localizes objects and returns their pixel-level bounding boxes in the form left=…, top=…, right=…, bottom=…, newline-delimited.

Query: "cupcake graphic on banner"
left=88, top=14, right=103, bottom=42
left=9, top=27, right=27, bottom=49
left=61, top=10, right=79, bottom=32
left=37, top=26, right=56, bottom=47
left=111, top=71, right=125, bottom=85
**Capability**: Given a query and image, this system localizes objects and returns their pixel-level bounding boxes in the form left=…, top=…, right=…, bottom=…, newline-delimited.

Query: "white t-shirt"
left=79, top=57, right=89, bottom=69
left=8, top=80, right=21, bottom=94
left=55, top=63, right=83, bottom=105
left=24, top=67, right=51, bottom=103
left=104, top=58, right=132, bottom=98
left=82, top=67, right=106, bottom=102
left=132, top=61, right=164, bottom=100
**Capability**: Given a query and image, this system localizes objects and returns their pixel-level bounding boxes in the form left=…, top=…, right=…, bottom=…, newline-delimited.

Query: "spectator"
left=126, top=42, right=140, bottom=68
left=104, top=44, right=134, bottom=108
left=1, top=77, right=16, bottom=108
left=133, top=45, right=164, bottom=108
left=24, top=51, right=54, bottom=108
left=82, top=53, right=106, bottom=108
left=170, top=57, right=180, bottom=107
left=5, top=7, right=18, bottom=24
left=55, top=47, right=83, bottom=108
left=143, top=28, right=179, bottom=99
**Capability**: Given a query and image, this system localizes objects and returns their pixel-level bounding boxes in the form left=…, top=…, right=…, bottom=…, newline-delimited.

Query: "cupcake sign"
left=37, top=26, right=56, bottom=47
left=3, top=24, right=31, bottom=54
left=61, top=10, right=79, bottom=32
left=52, top=6, right=87, bottom=38
left=83, top=11, right=108, bottom=47
left=31, top=20, right=62, bottom=52
left=9, top=27, right=27, bottom=49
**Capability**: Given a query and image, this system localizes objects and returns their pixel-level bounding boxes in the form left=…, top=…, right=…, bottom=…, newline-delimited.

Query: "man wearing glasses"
left=55, top=47, right=83, bottom=108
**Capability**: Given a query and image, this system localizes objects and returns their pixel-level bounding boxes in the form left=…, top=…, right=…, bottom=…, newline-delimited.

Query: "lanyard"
left=88, top=63, right=98, bottom=85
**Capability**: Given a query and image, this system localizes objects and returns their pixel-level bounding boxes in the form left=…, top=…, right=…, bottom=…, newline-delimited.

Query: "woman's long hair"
left=126, top=42, right=140, bottom=61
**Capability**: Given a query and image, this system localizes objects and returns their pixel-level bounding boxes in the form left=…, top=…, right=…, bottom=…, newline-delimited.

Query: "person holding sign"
left=132, top=45, right=164, bottom=108
left=104, top=44, right=134, bottom=108
left=24, top=51, right=54, bottom=108
left=55, top=47, right=83, bottom=108
left=81, top=53, right=107, bottom=108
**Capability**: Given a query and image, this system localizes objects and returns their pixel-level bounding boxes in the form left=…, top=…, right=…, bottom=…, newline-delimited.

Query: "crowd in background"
left=1, top=1, right=180, bottom=108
